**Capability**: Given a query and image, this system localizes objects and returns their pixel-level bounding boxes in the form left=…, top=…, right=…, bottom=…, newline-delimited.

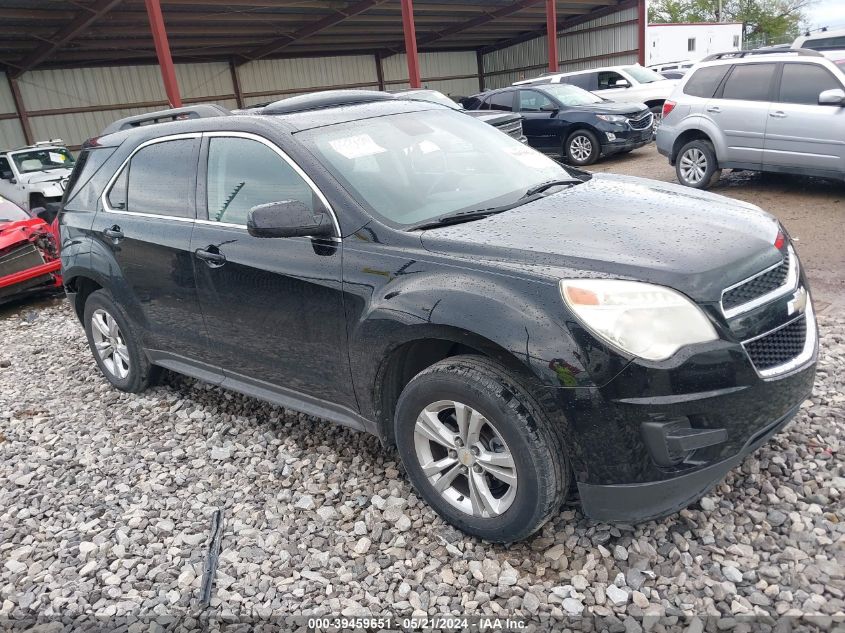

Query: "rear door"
left=706, top=62, right=778, bottom=167
left=763, top=62, right=845, bottom=174
left=92, top=134, right=208, bottom=361
left=516, top=89, right=562, bottom=151
left=190, top=132, right=355, bottom=409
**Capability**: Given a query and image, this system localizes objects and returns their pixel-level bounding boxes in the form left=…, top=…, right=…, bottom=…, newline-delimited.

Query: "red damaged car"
left=0, top=194, right=61, bottom=303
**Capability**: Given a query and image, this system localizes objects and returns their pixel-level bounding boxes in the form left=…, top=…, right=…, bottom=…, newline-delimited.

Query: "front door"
left=706, top=62, right=778, bottom=167
left=91, top=135, right=208, bottom=362
left=516, top=90, right=562, bottom=152
left=763, top=62, right=845, bottom=174
left=190, top=133, right=355, bottom=409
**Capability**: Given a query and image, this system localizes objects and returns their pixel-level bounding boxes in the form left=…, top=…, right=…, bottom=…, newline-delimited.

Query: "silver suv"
left=656, top=49, right=845, bottom=188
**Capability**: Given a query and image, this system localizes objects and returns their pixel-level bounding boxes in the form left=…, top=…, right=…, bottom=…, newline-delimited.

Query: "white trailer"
left=647, top=23, right=744, bottom=67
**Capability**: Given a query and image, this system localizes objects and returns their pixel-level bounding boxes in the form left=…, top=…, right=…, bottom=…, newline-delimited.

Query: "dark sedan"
left=463, top=83, right=653, bottom=165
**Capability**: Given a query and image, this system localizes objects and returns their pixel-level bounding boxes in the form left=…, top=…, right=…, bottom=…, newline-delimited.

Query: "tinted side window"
left=64, top=147, right=116, bottom=205
left=518, top=90, right=555, bottom=111
left=206, top=137, right=314, bottom=226
left=720, top=63, right=777, bottom=101
left=597, top=71, right=625, bottom=89
left=567, top=73, right=596, bottom=90
left=126, top=139, right=198, bottom=217
left=462, top=96, right=483, bottom=110
left=683, top=65, right=731, bottom=98
left=0, top=156, right=11, bottom=176
left=778, top=63, right=842, bottom=104
left=487, top=92, right=514, bottom=111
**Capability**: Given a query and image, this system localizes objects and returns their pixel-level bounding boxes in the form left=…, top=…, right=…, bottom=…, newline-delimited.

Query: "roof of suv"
left=93, top=94, right=442, bottom=149
left=689, top=48, right=843, bottom=75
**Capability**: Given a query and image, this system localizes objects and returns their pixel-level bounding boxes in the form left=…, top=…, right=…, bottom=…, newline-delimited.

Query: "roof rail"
left=260, top=90, right=395, bottom=115
left=100, top=104, right=230, bottom=135
left=702, top=48, right=824, bottom=61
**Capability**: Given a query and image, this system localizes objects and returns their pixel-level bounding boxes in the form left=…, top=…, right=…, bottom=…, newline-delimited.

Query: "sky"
left=804, top=0, right=845, bottom=31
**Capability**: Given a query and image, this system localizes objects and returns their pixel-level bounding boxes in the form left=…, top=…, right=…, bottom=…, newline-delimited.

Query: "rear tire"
left=676, top=139, right=721, bottom=189
left=394, top=355, right=569, bottom=542
left=83, top=289, right=160, bottom=393
left=565, top=129, right=600, bottom=166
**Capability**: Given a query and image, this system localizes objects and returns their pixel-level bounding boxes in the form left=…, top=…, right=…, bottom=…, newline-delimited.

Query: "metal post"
left=374, top=53, right=385, bottom=91
left=144, top=0, right=182, bottom=108
left=476, top=50, right=485, bottom=91
left=7, top=75, right=33, bottom=145
left=546, top=0, right=559, bottom=73
left=229, top=60, right=244, bottom=108
left=400, top=0, right=421, bottom=88
left=638, top=0, right=646, bottom=65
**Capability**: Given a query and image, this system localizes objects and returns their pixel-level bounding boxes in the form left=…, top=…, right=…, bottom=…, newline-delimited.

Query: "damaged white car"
left=0, top=141, right=75, bottom=212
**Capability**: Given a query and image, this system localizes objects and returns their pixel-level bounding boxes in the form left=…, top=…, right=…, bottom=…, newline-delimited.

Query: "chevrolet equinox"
left=59, top=91, right=818, bottom=542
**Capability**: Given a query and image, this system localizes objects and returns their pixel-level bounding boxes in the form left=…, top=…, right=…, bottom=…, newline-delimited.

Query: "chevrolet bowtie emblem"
left=787, top=287, right=808, bottom=316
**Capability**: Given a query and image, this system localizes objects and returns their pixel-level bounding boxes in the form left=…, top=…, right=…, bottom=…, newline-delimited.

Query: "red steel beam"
left=637, top=0, right=646, bottom=65
left=12, top=0, right=124, bottom=76
left=241, top=0, right=387, bottom=62
left=546, top=0, right=558, bottom=72
left=144, top=0, right=182, bottom=107
left=400, top=0, right=421, bottom=88
left=6, top=75, right=33, bottom=145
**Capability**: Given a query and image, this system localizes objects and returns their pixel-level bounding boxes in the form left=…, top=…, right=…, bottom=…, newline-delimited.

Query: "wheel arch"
left=63, top=274, right=104, bottom=323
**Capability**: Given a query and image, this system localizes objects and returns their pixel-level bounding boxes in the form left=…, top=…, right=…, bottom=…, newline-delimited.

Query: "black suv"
left=462, top=84, right=653, bottom=165
left=60, top=91, right=817, bottom=542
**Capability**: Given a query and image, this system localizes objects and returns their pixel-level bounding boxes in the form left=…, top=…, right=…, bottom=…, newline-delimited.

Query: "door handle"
left=103, top=225, right=124, bottom=242
left=769, top=111, right=787, bottom=118
left=195, top=247, right=226, bottom=267
left=706, top=106, right=721, bottom=113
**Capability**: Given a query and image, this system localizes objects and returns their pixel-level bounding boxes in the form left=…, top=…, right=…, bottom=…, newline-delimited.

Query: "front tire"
left=394, top=355, right=568, bottom=542
left=83, top=289, right=160, bottom=393
left=565, top=129, right=600, bottom=166
left=676, top=139, right=721, bottom=189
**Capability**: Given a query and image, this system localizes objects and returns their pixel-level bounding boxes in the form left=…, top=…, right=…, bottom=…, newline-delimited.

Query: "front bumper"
left=578, top=402, right=800, bottom=522
left=600, top=128, right=653, bottom=156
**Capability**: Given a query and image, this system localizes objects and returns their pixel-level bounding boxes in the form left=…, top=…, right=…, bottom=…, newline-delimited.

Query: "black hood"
left=576, top=100, right=648, bottom=115
left=420, top=173, right=782, bottom=303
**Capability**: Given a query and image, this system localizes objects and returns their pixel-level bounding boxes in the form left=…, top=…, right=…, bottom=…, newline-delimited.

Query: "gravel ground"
left=1, top=300, right=843, bottom=630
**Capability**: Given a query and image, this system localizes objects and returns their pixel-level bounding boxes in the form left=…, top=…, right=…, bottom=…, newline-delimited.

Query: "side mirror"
left=247, top=200, right=334, bottom=238
left=614, top=79, right=631, bottom=88
left=540, top=103, right=559, bottom=113
left=818, top=88, right=845, bottom=106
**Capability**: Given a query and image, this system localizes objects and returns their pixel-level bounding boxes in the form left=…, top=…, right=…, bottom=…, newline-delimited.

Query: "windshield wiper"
left=522, top=178, right=581, bottom=198
left=410, top=208, right=505, bottom=231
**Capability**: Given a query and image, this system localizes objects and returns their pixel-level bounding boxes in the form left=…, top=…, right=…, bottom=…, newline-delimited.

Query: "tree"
left=648, top=0, right=815, bottom=45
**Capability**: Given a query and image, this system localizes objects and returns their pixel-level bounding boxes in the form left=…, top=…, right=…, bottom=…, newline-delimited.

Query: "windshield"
left=301, top=110, right=572, bottom=228
left=540, top=84, right=603, bottom=106
left=623, top=65, right=665, bottom=84
left=11, top=148, right=75, bottom=174
left=403, top=90, right=462, bottom=110
left=0, top=196, right=30, bottom=222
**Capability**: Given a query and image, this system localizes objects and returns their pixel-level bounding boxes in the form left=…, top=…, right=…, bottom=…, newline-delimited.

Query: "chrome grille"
left=497, top=119, right=524, bottom=140
left=627, top=112, right=653, bottom=130
left=721, top=247, right=798, bottom=318
left=723, top=256, right=790, bottom=310
left=744, top=316, right=807, bottom=371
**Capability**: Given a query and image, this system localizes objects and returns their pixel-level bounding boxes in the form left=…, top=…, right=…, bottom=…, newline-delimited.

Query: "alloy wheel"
left=569, top=135, right=593, bottom=163
left=90, top=308, right=131, bottom=380
left=679, top=147, right=707, bottom=184
left=413, top=400, right=517, bottom=518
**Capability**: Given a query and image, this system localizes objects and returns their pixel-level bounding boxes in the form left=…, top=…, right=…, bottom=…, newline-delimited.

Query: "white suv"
left=656, top=49, right=845, bottom=188
left=514, top=64, right=677, bottom=119
left=0, top=141, right=75, bottom=212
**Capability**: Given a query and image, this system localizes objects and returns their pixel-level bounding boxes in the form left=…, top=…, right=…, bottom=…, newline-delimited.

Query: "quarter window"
left=778, top=63, right=841, bottom=105
left=683, top=65, right=731, bottom=98
left=121, top=138, right=198, bottom=217
left=206, top=136, right=314, bottom=226
left=0, top=157, right=12, bottom=178
left=720, top=63, right=777, bottom=101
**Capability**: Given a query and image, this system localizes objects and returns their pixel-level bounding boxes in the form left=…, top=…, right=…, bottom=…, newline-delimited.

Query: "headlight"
left=560, top=279, right=718, bottom=361
left=596, top=114, right=627, bottom=124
